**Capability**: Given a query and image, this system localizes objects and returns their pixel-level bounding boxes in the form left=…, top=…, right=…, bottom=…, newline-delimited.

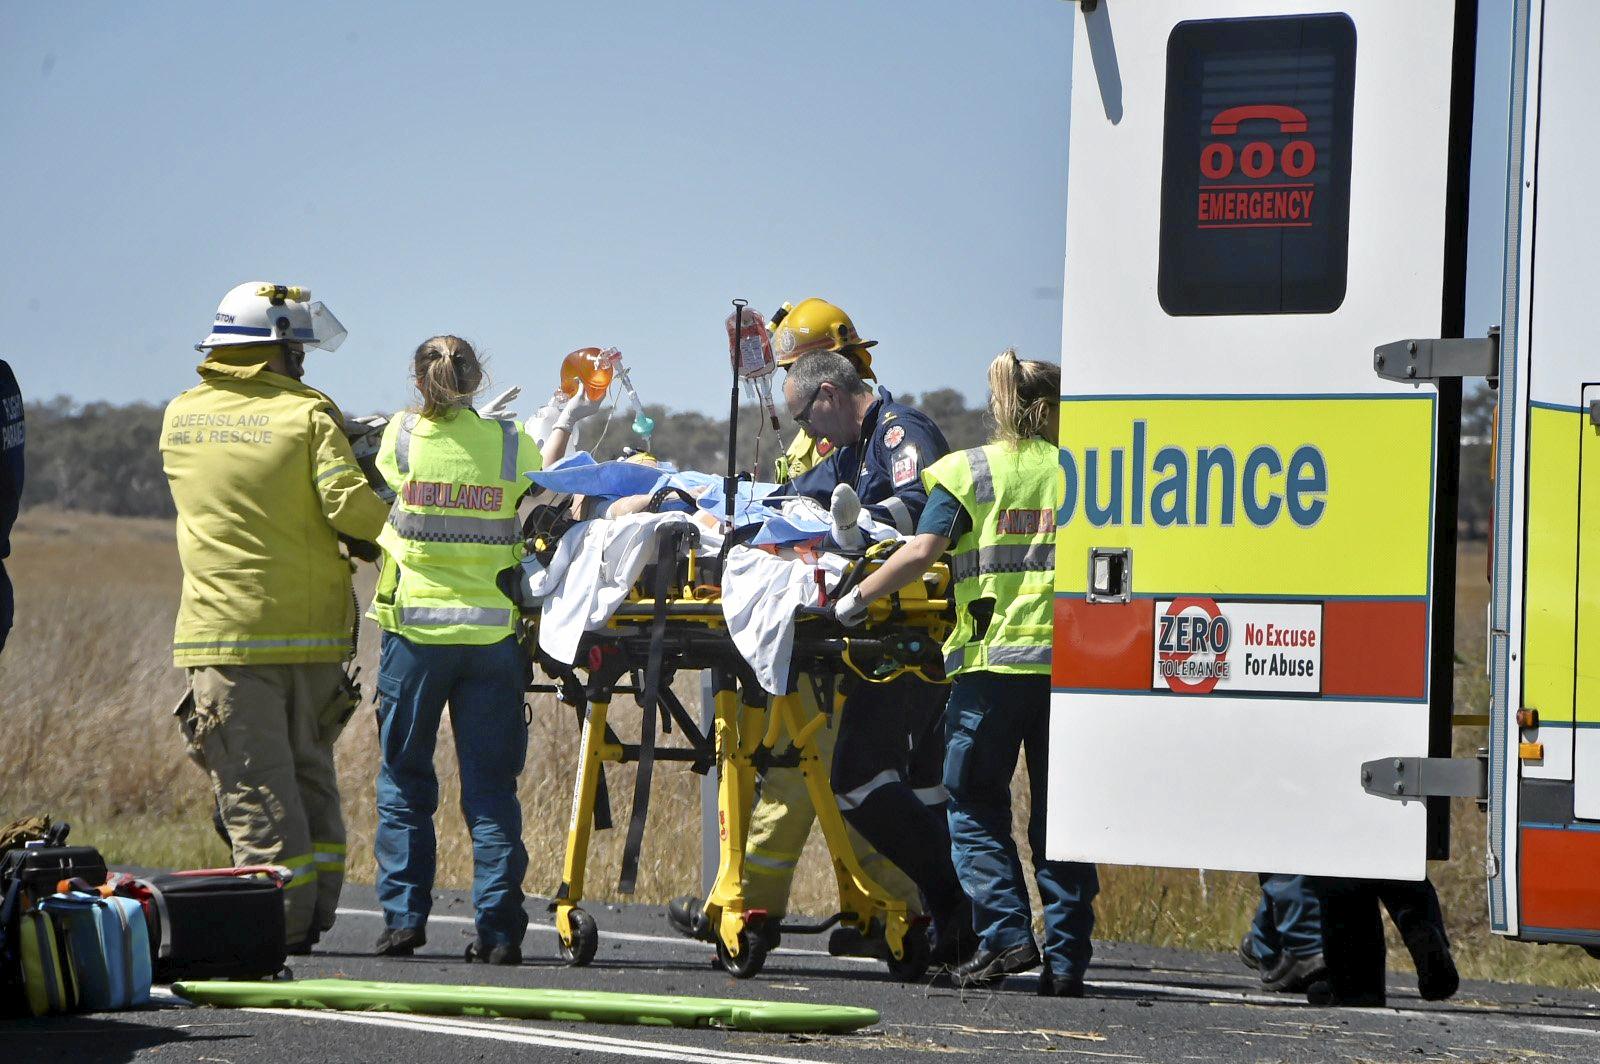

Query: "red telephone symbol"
left=1209, top=105, right=1309, bottom=135
left=1200, top=104, right=1316, bottom=181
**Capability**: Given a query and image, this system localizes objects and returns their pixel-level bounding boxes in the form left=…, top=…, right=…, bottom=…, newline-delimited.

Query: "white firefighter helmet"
left=195, top=282, right=348, bottom=353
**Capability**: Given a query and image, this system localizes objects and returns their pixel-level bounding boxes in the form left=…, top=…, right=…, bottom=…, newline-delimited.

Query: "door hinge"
left=1373, top=326, right=1499, bottom=386
left=1361, top=755, right=1487, bottom=801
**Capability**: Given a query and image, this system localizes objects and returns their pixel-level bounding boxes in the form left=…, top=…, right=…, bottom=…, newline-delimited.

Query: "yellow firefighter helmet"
left=769, top=297, right=878, bottom=379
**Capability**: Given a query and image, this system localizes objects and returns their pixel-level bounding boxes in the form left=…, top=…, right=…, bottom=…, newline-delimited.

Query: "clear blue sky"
left=3, top=1, right=1510, bottom=417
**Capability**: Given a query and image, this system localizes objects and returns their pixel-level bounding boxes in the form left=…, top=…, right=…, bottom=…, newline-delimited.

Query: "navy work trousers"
left=375, top=632, right=529, bottom=949
left=943, top=670, right=1099, bottom=981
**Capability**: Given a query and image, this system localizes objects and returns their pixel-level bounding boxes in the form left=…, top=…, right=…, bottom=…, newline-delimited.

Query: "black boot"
left=952, top=940, right=1040, bottom=988
left=374, top=926, right=426, bottom=956
left=1404, top=923, right=1459, bottom=1001
left=666, top=895, right=714, bottom=942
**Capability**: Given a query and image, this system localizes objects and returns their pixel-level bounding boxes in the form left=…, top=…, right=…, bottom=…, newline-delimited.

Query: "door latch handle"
left=1087, top=547, right=1131, bottom=603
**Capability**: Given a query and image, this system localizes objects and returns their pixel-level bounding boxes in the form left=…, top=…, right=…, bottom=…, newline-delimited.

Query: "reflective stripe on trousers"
left=280, top=851, right=319, bottom=890
left=835, top=768, right=902, bottom=810
left=313, top=840, right=347, bottom=872
left=397, top=605, right=514, bottom=628
left=949, top=543, right=1055, bottom=582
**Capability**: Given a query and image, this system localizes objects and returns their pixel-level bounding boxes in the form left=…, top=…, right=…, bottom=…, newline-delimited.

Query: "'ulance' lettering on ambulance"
left=403, top=481, right=505, bottom=512
left=1057, top=420, right=1327, bottom=530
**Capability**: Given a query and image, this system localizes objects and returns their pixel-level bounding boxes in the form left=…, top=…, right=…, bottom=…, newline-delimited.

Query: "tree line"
left=17, top=386, right=1493, bottom=538
left=16, top=388, right=993, bottom=521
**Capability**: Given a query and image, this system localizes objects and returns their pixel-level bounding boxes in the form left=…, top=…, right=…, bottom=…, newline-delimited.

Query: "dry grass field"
left=1, top=509, right=1595, bottom=990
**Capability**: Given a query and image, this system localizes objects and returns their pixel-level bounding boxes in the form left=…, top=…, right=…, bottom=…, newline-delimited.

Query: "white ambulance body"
left=1047, top=0, right=1600, bottom=948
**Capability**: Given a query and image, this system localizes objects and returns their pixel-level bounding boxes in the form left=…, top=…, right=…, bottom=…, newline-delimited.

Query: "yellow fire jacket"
left=159, top=348, right=390, bottom=667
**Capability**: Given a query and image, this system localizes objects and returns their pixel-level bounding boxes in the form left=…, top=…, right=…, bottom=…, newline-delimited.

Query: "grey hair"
left=785, top=350, right=872, bottom=402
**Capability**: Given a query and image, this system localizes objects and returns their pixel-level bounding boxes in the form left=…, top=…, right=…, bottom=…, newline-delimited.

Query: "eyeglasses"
left=792, top=383, right=825, bottom=429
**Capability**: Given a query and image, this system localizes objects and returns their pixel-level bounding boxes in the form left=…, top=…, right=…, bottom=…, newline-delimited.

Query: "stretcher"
left=519, top=499, right=954, bottom=981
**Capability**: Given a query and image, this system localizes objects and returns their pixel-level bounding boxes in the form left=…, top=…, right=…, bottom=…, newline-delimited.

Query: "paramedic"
left=0, top=358, right=21, bottom=656
left=161, top=282, right=388, bottom=952
left=666, top=299, right=922, bottom=949
left=779, top=350, right=975, bottom=964
left=834, top=350, right=1099, bottom=995
left=369, top=336, right=548, bottom=965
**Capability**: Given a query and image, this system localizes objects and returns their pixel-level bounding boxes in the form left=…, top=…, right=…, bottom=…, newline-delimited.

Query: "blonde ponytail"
left=987, top=348, right=1060, bottom=446
left=412, top=335, right=486, bottom=419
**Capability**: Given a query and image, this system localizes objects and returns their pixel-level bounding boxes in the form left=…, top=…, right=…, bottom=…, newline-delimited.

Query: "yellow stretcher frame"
left=526, top=532, right=954, bottom=980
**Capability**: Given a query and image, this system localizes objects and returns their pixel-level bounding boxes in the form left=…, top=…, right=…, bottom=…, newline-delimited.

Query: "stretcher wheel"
left=884, top=925, right=930, bottom=983
left=716, top=927, right=770, bottom=979
left=558, top=907, right=599, bottom=967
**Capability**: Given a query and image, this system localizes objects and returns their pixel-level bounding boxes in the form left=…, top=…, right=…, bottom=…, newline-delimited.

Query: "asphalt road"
left=9, top=882, right=1600, bottom=1064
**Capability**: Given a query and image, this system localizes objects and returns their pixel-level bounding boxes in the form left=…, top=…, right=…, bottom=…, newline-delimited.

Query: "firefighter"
left=161, top=282, right=389, bottom=952
left=0, top=357, right=21, bottom=656
left=667, top=300, right=921, bottom=951
left=367, top=335, right=552, bottom=964
left=775, top=350, right=976, bottom=965
left=834, top=350, right=1099, bottom=994
left=769, top=298, right=877, bottom=484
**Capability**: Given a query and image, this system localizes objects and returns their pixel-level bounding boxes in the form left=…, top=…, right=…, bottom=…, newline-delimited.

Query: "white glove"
left=554, top=390, right=605, bottom=431
left=833, top=586, right=868, bottom=628
left=480, top=385, right=522, bottom=421
left=830, top=483, right=865, bottom=550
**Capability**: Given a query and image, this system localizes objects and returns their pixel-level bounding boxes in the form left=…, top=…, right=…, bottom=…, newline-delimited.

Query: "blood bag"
left=726, top=309, right=775, bottom=380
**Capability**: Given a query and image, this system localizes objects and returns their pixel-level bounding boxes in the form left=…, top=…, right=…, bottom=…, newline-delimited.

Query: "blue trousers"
left=375, top=632, right=529, bottom=948
left=943, top=671, right=1099, bottom=980
left=1248, top=873, right=1323, bottom=967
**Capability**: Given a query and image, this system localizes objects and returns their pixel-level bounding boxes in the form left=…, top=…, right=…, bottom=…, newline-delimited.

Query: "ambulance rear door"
left=1047, top=0, right=1471, bottom=880
left=1487, top=0, right=1600, bottom=945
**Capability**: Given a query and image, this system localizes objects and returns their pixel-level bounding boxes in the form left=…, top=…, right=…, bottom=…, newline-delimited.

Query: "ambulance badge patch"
left=891, top=447, right=918, bottom=487
left=816, top=438, right=833, bottom=457
left=883, top=425, right=905, bottom=449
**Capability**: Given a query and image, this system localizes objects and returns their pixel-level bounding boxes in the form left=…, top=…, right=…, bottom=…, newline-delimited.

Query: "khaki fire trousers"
left=180, top=663, right=354, bottom=946
left=744, top=683, right=922, bottom=917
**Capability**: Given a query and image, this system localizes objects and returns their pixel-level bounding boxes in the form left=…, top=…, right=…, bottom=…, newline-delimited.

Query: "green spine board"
left=172, top=977, right=880, bottom=1034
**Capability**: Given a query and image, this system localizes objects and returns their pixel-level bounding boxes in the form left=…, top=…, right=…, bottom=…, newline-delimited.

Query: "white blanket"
left=522, top=511, right=694, bottom=664
left=521, top=510, right=877, bottom=693
left=720, top=547, right=851, bottom=695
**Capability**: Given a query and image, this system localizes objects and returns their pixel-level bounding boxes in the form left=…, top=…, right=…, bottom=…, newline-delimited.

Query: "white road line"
left=236, top=1005, right=834, bottom=1064
left=1093, top=979, right=1600, bottom=1036
left=334, top=905, right=879, bottom=964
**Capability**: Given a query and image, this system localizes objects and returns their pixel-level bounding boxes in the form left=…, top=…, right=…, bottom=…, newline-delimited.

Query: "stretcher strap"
left=618, top=532, right=677, bottom=894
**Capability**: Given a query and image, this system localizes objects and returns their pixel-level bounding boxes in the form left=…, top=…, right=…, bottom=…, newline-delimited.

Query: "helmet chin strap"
left=269, top=343, right=307, bottom=380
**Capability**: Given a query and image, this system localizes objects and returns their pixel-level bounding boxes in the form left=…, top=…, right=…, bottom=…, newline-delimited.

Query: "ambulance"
left=1048, top=0, right=1600, bottom=953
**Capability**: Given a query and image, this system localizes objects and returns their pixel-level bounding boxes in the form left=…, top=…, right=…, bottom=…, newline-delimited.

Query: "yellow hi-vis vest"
left=921, top=438, right=1058, bottom=677
left=772, top=428, right=835, bottom=483
left=370, top=408, right=540, bottom=645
